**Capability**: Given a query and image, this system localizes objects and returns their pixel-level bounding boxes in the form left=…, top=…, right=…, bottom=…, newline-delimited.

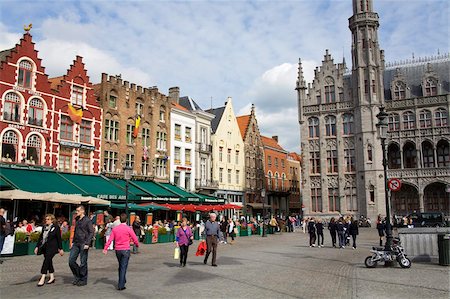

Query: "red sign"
left=388, top=178, right=402, bottom=192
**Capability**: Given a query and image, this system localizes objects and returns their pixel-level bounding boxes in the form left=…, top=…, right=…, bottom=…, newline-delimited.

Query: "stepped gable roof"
left=179, top=96, right=203, bottom=111
left=261, top=135, right=284, bottom=151
left=236, top=115, right=251, bottom=140
left=0, top=48, right=12, bottom=63
left=383, top=58, right=450, bottom=100
left=48, top=76, right=64, bottom=91
left=205, top=106, right=225, bottom=133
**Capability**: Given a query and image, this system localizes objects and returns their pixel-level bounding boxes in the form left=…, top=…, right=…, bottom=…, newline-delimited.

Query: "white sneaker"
left=224, top=242, right=227, bottom=244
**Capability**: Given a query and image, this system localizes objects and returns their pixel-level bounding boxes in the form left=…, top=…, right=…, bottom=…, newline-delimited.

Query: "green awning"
left=0, top=177, right=13, bottom=190
left=110, top=203, right=168, bottom=211
left=196, top=193, right=225, bottom=204
left=58, top=173, right=139, bottom=200
left=130, top=180, right=180, bottom=201
left=110, top=179, right=151, bottom=199
left=0, top=166, right=85, bottom=194
left=160, top=183, right=202, bottom=202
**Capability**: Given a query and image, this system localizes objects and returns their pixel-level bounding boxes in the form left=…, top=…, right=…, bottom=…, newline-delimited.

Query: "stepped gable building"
left=0, top=31, right=102, bottom=174
left=206, top=97, right=245, bottom=217
left=287, top=152, right=302, bottom=214
left=261, top=135, right=291, bottom=216
left=178, top=95, right=216, bottom=195
left=94, top=74, right=172, bottom=182
left=236, top=104, right=265, bottom=215
left=297, top=0, right=450, bottom=219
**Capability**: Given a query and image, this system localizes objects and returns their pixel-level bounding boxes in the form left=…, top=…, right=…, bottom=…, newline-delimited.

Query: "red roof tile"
left=171, top=102, right=189, bottom=112
left=48, top=76, right=64, bottom=91
left=261, top=135, right=284, bottom=151
left=236, top=115, right=250, bottom=140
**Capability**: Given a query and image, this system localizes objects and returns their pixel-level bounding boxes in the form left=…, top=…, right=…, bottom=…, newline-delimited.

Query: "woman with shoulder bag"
left=175, top=218, right=193, bottom=267
left=35, top=214, right=63, bottom=287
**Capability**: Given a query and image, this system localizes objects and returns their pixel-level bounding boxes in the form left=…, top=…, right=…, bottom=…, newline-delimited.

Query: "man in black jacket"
left=69, top=205, right=94, bottom=286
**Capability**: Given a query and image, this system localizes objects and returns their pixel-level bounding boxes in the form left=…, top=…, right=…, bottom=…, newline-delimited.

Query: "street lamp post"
left=376, top=106, right=393, bottom=252
left=124, top=165, right=133, bottom=225
left=261, top=188, right=267, bottom=237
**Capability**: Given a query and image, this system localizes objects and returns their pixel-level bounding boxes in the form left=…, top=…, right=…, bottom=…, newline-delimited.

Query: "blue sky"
left=1, top=0, right=448, bottom=151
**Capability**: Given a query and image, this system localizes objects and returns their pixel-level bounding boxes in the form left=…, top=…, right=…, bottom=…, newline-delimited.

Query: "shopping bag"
left=195, top=240, right=207, bottom=256
left=174, top=247, right=180, bottom=260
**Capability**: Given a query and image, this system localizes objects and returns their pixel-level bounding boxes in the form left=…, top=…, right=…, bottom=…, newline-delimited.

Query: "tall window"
left=402, top=111, right=415, bottom=129
left=159, top=106, right=165, bottom=122
left=200, top=127, right=207, bottom=145
left=324, top=77, right=335, bottom=103
left=346, top=186, right=357, bottom=211
left=342, top=114, right=354, bottom=135
left=325, top=115, right=336, bottom=136
left=156, top=132, right=167, bottom=150
left=79, top=150, right=90, bottom=174
left=227, top=149, right=231, bottom=163
left=142, top=157, right=150, bottom=176
left=174, top=171, right=181, bottom=186
left=126, top=124, right=134, bottom=144
left=174, top=124, right=181, bottom=140
left=185, top=173, right=191, bottom=190
left=26, top=134, right=41, bottom=164
left=327, top=149, right=338, bottom=173
left=126, top=154, right=135, bottom=168
left=3, top=92, right=21, bottom=122
left=435, top=108, right=448, bottom=127
left=18, top=60, right=32, bottom=88
left=28, top=98, right=43, bottom=126
left=424, top=78, right=437, bottom=96
left=1, top=130, right=18, bottom=162
left=367, top=144, right=373, bottom=162
left=174, top=147, right=181, bottom=163
left=235, top=150, right=239, bottom=164
left=60, top=115, right=73, bottom=140
left=155, top=158, right=167, bottom=177
left=388, top=144, right=401, bottom=169
left=80, top=120, right=91, bottom=143
left=403, top=142, right=417, bottom=168
left=371, top=80, right=376, bottom=93
left=227, top=169, right=232, bottom=184
left=109, top=93, right=117, bottom=108
left=185, top=127, right=191, bottom=142
left=142, top=127, right=150, bottom=147
left=419, top=110, right=432, bottom=128
left=393, top=81, right=406, bottom=100
left=103, top=150, right=118, bottom=172
left=422, top=142, right=434, bottom=168
left=344, top=148, right=355, bottom=172
left=268, top=156, right=272, bottom=166
left=236, top=170, right=240, bottom=184
left=274, top=172, right=279, bottom=189
left=437, top=140, right=449, bottom=167
left=308, top=117, right=319, bottom=138
left=58, top=147, right=72, bottom=172
left=311, top=187, right=322, bottom=212
left=328, top=188, right=339, bottom=212
left=267, top=172, right=272, bottom=189
left=71, top=85, right=84, bottom=106
left=310, top=151, right=320, bottom=174
left=105, top=119, right=119, bottom=141
left=136, top=102, right=144, bottom=116
left=200, top=158, right=207, bottom=181
left=219, top=147, right=223, bottom=162
left=185, top=149, right=191, bottom=165
left=388, top=113, right=400, bottom=131
left=275, top=158, right=278, bottom=168
left=219, top=168, right=223, bottom=183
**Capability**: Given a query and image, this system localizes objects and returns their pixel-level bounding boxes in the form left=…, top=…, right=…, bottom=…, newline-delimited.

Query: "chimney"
left=272, top=136, right=278, bottom=142
left=168, top=87, right=180, bottom=104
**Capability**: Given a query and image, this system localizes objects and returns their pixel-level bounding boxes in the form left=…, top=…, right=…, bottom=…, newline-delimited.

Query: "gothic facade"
left=298, top=0, right=450, bottom=219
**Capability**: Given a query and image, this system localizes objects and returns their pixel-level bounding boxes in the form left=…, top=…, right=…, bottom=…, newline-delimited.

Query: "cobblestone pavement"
left=0, top=228, right=448, bottom=299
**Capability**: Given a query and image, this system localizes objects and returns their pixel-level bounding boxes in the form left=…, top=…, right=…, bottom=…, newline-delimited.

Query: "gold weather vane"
left=24, top=23, right=32, bottom=32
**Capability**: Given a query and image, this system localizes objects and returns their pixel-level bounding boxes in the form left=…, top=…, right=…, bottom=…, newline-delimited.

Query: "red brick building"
left=0, top=32, right=102, bottom=174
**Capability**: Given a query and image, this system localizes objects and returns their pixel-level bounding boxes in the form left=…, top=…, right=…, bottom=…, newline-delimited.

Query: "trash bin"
left=438, top=234, right=450, bottom=266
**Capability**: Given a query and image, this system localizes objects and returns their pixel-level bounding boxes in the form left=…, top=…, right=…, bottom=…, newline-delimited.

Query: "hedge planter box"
left=13, top=243, right=29, bottom=256
left=158, top=234, right=170, bottom=243
left=62, top=240, right=70, bottom=252
left=239, top=227, right=248, bottom=237
left=144, top=233, right=153, bottom=244
left=27, top=242, right=38, bottom=255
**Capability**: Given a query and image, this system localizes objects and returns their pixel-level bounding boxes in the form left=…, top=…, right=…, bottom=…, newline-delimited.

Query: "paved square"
left=0, top=229, right=448, bottom=299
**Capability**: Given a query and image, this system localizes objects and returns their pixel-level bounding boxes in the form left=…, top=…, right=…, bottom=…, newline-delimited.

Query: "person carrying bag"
left=175, top=218, right=193, bottom=267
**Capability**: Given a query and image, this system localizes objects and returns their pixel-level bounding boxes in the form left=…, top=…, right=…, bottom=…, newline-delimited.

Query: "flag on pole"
left=67, top=104, right=83, bottom=124
left=133, top=116, right=141, bottom=138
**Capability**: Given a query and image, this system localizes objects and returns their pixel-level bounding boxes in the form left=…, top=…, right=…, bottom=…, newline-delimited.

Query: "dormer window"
left=393, top=81, right=406, bottom=100
left=18, top=60, right=33, bottom=88
left=424, top=77, right=437, bottom=96
left=71, top=85, right=84, bottom=106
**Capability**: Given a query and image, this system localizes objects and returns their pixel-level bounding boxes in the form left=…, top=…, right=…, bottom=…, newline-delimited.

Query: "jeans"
left=0, top=234, right=5, bottom=254
left=69, top=244, right=89, bottom=282
left=330, top=231, right=337, bottom=246
left=179, top=244, right=189, bottom=266
left=352, top=235, right=357, bottom=248
left=317, top=232, right=324, bottom=246
left=115, top=250, right=130, bottom=289
left=309, top=232, right=316, bottom=246
left=338, top=231, right=345, bottom=248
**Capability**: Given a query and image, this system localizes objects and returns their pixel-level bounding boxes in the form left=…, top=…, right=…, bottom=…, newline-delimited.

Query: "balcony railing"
left=196, top=143, right=212, bottom=154
left=387, top=167, right=450, bottom=180
left=195, top=179, right=219, bottom=189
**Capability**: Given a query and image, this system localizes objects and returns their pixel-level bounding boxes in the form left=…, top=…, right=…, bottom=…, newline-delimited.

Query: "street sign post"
left=388, top=178, right=402, bottom=192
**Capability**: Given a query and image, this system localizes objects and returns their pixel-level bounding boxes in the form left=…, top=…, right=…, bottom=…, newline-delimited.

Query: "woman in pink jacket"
left=176, top=218, right=194, bottom=267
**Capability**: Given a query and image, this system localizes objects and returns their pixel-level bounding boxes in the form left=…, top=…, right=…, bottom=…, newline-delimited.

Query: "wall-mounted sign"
left=60, top=140, right=95, bottom=151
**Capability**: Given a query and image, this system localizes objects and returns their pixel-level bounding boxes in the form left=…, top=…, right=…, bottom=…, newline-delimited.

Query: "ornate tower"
left=349, top=0, right=387, bottom=219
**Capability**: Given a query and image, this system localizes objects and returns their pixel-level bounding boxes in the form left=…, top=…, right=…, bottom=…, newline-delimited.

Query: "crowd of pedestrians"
left=305, top=216, right=359, bottom=249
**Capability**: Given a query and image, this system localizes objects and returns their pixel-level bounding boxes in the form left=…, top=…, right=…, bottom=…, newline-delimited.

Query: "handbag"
left=36, top=242, right=45, bottom=255
left=174, top=247, right=180, bottom=260
left=182, top=228, right=193, bottom=246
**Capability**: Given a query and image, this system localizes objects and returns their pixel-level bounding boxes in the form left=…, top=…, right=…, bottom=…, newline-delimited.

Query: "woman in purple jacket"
left=176, top=218, right=194, bottom=267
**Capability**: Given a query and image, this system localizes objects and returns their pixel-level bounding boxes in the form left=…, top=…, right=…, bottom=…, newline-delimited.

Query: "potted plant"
left=144, top=228, right=153, bottom=244
left=62, top=232, right=71, bottom=252
left=157, top=227, right=169, bottom=243
left=13, top=232, right=28, bottom=256
left=28, top=231, right=41, bottom=255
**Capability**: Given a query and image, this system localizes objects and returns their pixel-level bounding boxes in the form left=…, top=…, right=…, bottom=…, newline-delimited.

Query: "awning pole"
left=12, top=199, right=17, bottom=220
left=45, top=202, right=48, bottom=215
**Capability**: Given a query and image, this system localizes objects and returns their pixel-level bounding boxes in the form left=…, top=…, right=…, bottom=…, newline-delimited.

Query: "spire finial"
left=24, top=23, right=32, bottom=32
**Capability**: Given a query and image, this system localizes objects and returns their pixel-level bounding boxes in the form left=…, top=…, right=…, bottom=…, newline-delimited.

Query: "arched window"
left=281, top=173, right=286, bottom=190
left=274, top=172, right=279, bottom=190
left=1, top=130, right=18, bottom=162
left=26, top=134, right=41, bottom=164
left=403, top=142, right=417, bottom=169
left=388, top=113, right=400, bottom=131
left=422, top=141, right=434, bottom=168
left=267, top=171, right=272, bottom=189
left=28, top=98, right=44, bottom=126
left=308, top=117, right=319, bottom=138
left=3, top=92, right=21, bottom=122
left=402, top=111, right=415, bottom=130
left=435, top=108, right=448, bottom=127
left=324, top=77, right=335, bottom=103
left=342, top=113, right=354, bottom=135
left=437, top=140, right=449, bottom=167
left=18, top=60, right=33, bottom=88
left=393, top=81, right=406, bottom=100
left=388, top=144, right=401, bottom=169
left=419, top=110, right=432, bottom=128
left=325, top=115, right=336, bottom=136
left=424, top=77, right=437, bottom=96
